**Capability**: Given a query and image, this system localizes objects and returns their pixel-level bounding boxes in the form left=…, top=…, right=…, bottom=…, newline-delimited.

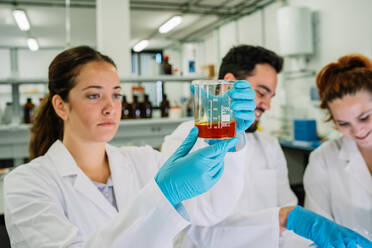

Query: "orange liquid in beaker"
left=196, top=121, right=236, bottom=139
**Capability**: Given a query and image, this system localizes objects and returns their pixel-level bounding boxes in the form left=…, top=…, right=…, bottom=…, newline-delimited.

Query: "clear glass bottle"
left=2, top=102, right=13, bottom=125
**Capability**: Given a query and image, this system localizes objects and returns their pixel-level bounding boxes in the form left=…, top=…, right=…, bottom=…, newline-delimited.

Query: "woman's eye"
left=360, top=115, right=370, bottom=122
left=113, top=93, right=122, bottom=99
left=88, top=94, right=100, bottom=99
left=338, top=122, right=348, bottom=127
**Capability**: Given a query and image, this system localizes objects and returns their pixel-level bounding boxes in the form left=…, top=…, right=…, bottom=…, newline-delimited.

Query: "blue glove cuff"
left=286, top=206, right=315, bottom=240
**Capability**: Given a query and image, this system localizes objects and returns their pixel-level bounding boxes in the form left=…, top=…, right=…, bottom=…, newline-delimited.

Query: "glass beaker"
left=192, top=80, right=236, bottom=139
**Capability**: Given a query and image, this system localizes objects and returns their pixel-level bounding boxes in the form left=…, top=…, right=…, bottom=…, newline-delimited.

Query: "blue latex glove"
left=228, top=80, right=256, bottom=134
left=190, top=80, right=256, bottom=135
left=155, top=127, right=239, bottom=206
left=287, top=206, right=372, bottom=248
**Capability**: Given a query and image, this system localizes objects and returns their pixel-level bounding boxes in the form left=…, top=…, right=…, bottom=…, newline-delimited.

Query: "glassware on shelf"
left=160, top=94, right=170, bottom=117
left=131, top=95, right=142, bottom=119
left=141, top=94, right=152, bottom=118
left=24, top=98, right=35, bottom=124
left=2, top=102, right=13, bottom=125
left=121, top=95, right=131, bottom=120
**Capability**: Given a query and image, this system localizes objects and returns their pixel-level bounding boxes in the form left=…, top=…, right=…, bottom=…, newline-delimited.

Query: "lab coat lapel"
left=253, top=133, right=270, bottom=168
left=73, top=173, right=118, bottom=216
left=339, top=137, right=372, bottom=197
left=106, top=144, right=135, bottom=212
left=48, top=140, right=118, bottom=217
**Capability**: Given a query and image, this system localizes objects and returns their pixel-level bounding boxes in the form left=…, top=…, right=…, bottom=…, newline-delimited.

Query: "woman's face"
left=63, top=61, right=122, bottom=143
left=329, top=90, right=372, bottom=148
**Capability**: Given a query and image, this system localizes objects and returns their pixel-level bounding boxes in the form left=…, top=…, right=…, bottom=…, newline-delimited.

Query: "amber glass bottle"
left=141, top=94, right=152, bottom=118
left=24, top=98, right=35, bottom=124
left=131, top=95, right=142, bottom=119
left=121, top=95, right=131, bottom=119
left=160, top=94, right=170, bottom=117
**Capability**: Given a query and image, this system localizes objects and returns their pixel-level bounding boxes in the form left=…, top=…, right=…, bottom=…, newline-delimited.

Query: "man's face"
left=224, top=63, right=278, bottom=132
left=246, top=63, right=278, bottom=122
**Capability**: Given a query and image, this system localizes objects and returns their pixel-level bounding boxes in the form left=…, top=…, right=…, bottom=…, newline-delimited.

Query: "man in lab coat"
left=162, top=45, right=309, bottom=247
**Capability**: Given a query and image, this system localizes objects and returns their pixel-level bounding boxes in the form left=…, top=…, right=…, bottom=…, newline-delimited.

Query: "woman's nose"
left=102, top=96, right=114, bottom=115
left=352, top=124, right=365, bottom=137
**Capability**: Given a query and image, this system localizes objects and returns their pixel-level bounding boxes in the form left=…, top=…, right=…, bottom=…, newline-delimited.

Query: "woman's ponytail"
left=29, top=94, right=63, bottom=160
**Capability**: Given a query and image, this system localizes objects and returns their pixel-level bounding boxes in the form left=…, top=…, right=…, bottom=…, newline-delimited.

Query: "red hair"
left=316, top=54, right=372, bottom=121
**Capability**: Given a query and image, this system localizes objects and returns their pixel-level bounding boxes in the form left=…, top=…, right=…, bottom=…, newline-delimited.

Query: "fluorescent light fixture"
left=133, top=40, right=149, bottom=52
left=159, top=16, right=182, bottom=34
left=27, top=38, right=39, bottom=51
left=13, top=9, right=30, bottom=31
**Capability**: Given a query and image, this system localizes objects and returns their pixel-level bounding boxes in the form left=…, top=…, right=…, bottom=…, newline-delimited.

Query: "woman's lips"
left=98, top=121, right=115, bottom=126
left=355, top=132, right=370, bottom=140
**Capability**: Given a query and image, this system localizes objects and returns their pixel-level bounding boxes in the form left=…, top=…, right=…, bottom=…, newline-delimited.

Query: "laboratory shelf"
left=0, top=75, right=205, bottom=85
left=0, top=117, right=193, bottom=165
left=0, top=75, right=204, bottom=124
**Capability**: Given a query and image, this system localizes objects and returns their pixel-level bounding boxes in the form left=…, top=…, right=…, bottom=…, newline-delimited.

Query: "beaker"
left=192, top=80, right=236, bottom=139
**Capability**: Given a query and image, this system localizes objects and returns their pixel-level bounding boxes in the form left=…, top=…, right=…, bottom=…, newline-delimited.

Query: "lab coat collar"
left=47, top=140, right=118, bottom=217
left=47, top=140, right=81, bottom=177
left=105, top=143, right=135, bottom=212
left=338, top=136, right=372, bottom=196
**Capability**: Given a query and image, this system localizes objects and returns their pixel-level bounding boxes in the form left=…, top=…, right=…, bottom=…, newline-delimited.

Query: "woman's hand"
left=155, top=127, right=239, bottom=206
left=283, top=206, right=372, bottom=248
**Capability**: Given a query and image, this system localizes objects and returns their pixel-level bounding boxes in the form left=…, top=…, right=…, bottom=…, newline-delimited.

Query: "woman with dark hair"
left=304, top=54, right=372, bottom=242
left=3, top=46, right=256, bottom=248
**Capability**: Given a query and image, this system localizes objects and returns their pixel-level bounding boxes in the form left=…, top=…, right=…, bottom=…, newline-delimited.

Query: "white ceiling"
left=0, top=0, right=273, bottom=50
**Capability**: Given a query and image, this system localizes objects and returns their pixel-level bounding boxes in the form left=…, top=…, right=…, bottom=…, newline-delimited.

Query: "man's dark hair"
left=218, top=45, right=284, bottom=79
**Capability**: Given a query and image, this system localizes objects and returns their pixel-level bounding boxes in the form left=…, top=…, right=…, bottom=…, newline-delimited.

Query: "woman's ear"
left=223, top=73, right=237, bottom=81
left=52, top=95, right=68, bottom=121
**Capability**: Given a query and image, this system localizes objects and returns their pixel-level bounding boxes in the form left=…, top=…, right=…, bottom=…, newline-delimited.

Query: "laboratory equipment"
left=294, top=119, right=317, bottom=142
left=141, top=94, right=152, bottom=118
left=121, top=95, right=131, bottom=120
left=192, top=80, right=235, bottom=139
left=160, top=94, right=170, bottom=117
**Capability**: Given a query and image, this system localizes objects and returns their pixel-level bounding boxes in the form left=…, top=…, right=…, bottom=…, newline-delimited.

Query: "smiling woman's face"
left=62, top=61, right=122, bottom=144
left=329, top=90, right=372, bottom=148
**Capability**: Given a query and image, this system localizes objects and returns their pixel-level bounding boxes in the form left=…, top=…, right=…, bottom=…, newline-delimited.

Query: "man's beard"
left=245, top=121, right=259, bottom=133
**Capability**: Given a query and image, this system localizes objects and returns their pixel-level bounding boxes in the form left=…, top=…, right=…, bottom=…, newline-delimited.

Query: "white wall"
left=262, top=2, right=280, bottom=51
left=0, top=49, right=11, bottom=79
left=289, top=0, right=372, bottom=71
left=218, top=21, right=238, bottom=63
left=237, top=11, right=263, bottom=46
left=17, top=49, right=62, bottom=79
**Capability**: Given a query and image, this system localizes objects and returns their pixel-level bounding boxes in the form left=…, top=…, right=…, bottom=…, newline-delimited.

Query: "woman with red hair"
left=304, top=54, right=372, bottom=242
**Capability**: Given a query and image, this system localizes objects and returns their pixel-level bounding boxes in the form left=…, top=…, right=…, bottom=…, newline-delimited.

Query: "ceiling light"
left=133, top=40, right=149, bottom=52
left=159, top=16, right=182, bottom=34
left=12, top=9, right=30, bottom=31
left=27, top=38, right=39, bottom=51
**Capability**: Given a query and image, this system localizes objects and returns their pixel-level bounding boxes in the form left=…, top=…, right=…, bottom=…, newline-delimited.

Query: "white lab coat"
left=304, top=136, right=372, bottom=241
left=162, top=120, right=310, bottom=248
left=4, top=140, right=191, bottom=248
